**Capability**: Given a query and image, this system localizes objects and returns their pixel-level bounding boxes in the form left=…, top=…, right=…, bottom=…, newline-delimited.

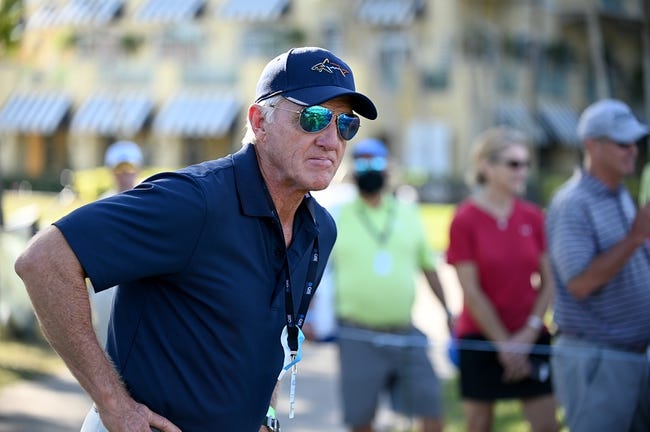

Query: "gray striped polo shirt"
left=546, top=169, right=650, bottom=350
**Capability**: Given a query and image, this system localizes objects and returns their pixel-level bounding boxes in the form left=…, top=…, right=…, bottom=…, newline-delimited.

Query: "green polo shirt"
left=333, top=194, right=436, bottom=327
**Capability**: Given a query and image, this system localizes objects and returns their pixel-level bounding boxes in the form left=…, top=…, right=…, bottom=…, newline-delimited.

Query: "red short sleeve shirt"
left=447, top=199, right=546, bottom=337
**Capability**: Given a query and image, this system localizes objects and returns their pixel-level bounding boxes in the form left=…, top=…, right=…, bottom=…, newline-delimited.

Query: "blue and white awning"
left=153, top=91, right=241, bottom=138
left=538, top=101, right=580, bottom=148
left=494, top=101, right=548, bottom=146
left=27, top=0, right=123, bottom=29
left=0, top=91, right=71, bottom=135
left=218, top=0, right=289, bottom=22
left=71, top=90, right=153, bottom=136
left=135, top=0, right=205, bottom=23
left=357, top=0, right=425, bottom=26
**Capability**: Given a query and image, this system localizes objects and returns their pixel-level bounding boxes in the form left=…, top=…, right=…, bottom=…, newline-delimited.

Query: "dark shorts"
left=459, top=332, right=554, bottom=401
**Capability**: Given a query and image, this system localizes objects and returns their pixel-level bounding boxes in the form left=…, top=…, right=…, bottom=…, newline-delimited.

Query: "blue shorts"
left=336, top=324, right=442, bottom=426
left=552, top=335, right=650, bottom=432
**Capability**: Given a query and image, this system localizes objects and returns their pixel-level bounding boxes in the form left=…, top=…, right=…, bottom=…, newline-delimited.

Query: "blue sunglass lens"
left=337, top=114, right=360, bottom=141
left=299, top=106, right=360, bottom=140
left=299, top=106, right=333, bottom=133
left=354, top=157, right=387, bottom=173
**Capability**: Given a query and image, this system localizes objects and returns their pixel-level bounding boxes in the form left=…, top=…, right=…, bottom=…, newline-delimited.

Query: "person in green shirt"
left=329, top=138, right=452, bottom=432
left=639, top=161, right=650, bottom=206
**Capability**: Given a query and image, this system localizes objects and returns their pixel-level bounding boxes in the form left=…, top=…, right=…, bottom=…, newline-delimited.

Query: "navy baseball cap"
left=577, top=99, right=649, bottom=144
left=255, top=47, right=378, bottom=120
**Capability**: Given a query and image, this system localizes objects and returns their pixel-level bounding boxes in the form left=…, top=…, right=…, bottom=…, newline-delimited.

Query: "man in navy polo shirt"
left=547, top=99, right=650, bottom=431
left=15, top=47, right=377, bottom=432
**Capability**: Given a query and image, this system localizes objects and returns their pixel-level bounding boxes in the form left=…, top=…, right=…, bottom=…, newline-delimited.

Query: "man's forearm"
left=15, top=226, right=129, bottom=409
left=567, top=232, right=644, bottom=300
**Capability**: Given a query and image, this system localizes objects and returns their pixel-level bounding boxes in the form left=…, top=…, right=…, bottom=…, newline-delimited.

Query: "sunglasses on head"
left=270, top=104, right=360, bottom=141
left=354, top=156, right=387, bottom=173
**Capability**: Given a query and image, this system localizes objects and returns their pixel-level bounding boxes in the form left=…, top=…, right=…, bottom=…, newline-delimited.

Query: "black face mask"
left=355, top=170, right=385, bottom=194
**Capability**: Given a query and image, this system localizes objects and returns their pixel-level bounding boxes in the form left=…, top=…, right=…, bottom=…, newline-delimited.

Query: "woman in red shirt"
left=446, top=127, right=558, bottom=431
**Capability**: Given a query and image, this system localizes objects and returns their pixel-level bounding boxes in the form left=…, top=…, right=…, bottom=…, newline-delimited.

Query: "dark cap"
left=255, top=47, right=377, bottom=120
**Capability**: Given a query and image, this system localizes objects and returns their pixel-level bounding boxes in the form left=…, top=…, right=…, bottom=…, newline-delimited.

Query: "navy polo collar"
left=232, top=144, right=318, bottom=226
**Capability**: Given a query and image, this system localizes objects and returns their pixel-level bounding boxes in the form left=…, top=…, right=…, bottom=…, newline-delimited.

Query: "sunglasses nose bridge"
left=320, top=118, right=343, bottom=144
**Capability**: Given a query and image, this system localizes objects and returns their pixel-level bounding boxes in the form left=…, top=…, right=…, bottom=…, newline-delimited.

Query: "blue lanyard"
left=283, top=237, right=319, bottom=352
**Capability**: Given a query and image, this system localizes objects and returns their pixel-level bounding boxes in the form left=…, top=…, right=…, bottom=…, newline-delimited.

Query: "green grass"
left=441, top=377, right=525, bottom=431
left=419, top=203, right=455, bottom=253
left=0, top=337, right=64, bottom=389
left=441, top=377, right=568, bottom=431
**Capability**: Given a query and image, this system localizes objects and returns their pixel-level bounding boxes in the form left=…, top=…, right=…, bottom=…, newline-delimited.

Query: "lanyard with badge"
left=278, top=236, right=319, bottom=418
left=356, top=200, right=396, bottom=275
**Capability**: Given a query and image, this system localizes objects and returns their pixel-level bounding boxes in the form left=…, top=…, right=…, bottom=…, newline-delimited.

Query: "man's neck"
left=584, top=164, right=624, bottom=190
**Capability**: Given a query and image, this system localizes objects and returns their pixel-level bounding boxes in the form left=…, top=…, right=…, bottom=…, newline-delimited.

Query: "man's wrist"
left=526, top=315, right=543, bottom=331
left=263, top=406, right=281, bottom=432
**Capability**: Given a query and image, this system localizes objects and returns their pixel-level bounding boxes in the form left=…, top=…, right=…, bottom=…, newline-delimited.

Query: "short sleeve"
left=547, top=197, right=596, bottom=286
left=55, top=172, right=207, bottom=290
left=446, top=205, right=475, bottom=265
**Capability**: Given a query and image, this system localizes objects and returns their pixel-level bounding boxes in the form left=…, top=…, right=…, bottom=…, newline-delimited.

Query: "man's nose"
left=316, top=120, right=342, bottom=149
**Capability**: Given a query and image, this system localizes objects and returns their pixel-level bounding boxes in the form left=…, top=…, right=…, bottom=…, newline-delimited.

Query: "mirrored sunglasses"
left=353, top=156, right=387, bottom=173
left=270, top=104, right=360, bottom=141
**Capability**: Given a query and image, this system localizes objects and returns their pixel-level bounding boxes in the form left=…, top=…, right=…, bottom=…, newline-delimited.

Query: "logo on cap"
left=311, top=58, right=349, bottom=76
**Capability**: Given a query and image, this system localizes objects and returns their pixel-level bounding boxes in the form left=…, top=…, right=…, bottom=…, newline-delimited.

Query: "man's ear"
left=249, top=104, right=265, bottom=135
left=583, top=137, right=598, bottom=153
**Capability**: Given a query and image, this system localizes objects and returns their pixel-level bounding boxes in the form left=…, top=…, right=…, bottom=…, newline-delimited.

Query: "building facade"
left=0, top=0, right=646, bottom=202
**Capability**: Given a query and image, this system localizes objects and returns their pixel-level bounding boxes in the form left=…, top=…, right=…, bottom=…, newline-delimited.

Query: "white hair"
left=241, top=95, right=284, bottom=145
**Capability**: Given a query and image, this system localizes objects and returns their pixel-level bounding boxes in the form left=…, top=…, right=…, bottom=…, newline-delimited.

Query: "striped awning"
left=27, top=0, right=123, bottom=29
left=357, top=0, right=424, bottom=26
left=494, top=101, right=547, bottom=146
left=71, top=90, right=153, bottom=136
left=538, top=101, right=580, bottom=147
left=135, top=0, right=205, bottom=23
left=0, top=91, right=71, bottom=135
left=218, top=0, right=289, bottom=22
left=153, top=91, right=241, bottom=137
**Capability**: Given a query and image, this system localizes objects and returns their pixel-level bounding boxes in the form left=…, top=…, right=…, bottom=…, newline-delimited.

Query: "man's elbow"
left=15, top=247, right=33, bottom=279
left=14, top=227, right=59, bottom=285
left=14, top=251, right=47, bottom=306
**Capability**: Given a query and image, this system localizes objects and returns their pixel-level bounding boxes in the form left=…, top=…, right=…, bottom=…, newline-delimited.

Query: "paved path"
left=0, top=368, right=91, bottom=432
left=0, top=262, right=461, bottom=432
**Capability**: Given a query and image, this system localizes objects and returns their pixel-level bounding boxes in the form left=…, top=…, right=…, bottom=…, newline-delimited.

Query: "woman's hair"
left=241, top=95, right=283, bottom=145
left=468, top=126, right=529, bottom=185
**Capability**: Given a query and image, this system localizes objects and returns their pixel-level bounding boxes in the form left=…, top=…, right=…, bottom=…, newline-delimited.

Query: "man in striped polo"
left=546, top=99, right=650, bottom=432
